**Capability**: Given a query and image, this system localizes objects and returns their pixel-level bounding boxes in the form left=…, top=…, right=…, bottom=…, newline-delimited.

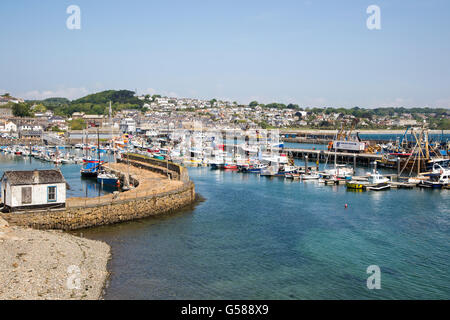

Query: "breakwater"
left=0, top=155, right=196, bottom=231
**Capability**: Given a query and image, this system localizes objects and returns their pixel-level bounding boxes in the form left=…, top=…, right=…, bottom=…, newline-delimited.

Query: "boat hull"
left=97, top=177, right=120, bottom=186
left=346, top=182, right=365, bottom=189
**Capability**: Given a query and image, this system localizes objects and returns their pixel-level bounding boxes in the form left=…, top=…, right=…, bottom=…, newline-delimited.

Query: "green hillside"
left=27, top=90, right=144, bottom=116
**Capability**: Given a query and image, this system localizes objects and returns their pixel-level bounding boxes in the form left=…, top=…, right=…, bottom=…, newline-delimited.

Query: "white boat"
left=347, top=168, right=390, bottom=190
left=324, top=164, right=354, bottom=178
left=301, top=173, right=321, bottom=180
left=418, top=165, right=450, bottom=188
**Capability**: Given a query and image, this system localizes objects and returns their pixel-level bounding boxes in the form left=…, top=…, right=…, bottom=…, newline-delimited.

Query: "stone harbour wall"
left=1, top=155, right=196, bottom=231
left=1, top=182, right=195, bottom=231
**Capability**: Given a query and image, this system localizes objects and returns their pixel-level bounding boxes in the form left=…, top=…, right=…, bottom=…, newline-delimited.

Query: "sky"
left=1, top=0, right=450, bottom=108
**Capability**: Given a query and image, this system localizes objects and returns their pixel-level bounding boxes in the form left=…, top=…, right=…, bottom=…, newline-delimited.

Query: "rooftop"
left=1, top=169, right=66, bottom=186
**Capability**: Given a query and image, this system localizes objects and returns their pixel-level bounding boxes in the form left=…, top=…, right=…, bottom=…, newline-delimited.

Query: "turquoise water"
left=0, top=153, right=116, bottom=198
left=81, top=167, right=450, bottom=300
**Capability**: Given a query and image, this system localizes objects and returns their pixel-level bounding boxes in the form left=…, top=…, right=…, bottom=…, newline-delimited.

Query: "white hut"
left=1, top=169, right=66, bottom=212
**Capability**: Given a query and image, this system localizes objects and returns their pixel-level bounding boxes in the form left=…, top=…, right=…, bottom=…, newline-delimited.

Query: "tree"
left=51, top=126, right=64, bottom=132
left=12, top=103, right=33, bottom=117
left=32, top=103, right=47, bottom=113
left=69, top=118, right=86, bottom=130
left=287, top=103, right=299, bottom=110
left=249, top=101, right=259, bottom=108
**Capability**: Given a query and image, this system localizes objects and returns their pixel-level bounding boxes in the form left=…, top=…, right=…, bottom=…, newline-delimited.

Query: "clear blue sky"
left=1, top=0, right=449, bottom=108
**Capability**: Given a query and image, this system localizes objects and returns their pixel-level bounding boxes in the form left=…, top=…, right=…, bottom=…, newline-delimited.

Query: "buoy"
left=345, top=204, right=348, bottom=209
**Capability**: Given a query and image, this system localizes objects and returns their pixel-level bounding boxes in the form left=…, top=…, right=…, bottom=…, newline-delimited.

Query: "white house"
left=1, top=169, right=67, bottom=212
left=0, top=121, right=17, bottom=133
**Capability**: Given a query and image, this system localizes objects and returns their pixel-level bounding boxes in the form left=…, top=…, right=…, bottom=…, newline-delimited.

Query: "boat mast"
left=97, top=127, right=101, bottom=162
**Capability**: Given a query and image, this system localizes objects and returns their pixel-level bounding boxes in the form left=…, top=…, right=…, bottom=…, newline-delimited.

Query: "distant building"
left=0, top=107, right=13, bottom=117
left=83, top=114, right=105, bottom=127
left=0, top=95, right=24, bottom=105
left=119, top=118, right=136, bottom=133
left=394, top=119, right=418, bottom=126
left=0, top=120, right=17, bottom=133
left=72, top=112, right=85, bottom=119
left=1, top=169, right=67, bottom=212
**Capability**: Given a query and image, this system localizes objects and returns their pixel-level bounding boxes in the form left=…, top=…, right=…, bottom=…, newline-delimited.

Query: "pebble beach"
left=0, top=217, right=110, bottom=300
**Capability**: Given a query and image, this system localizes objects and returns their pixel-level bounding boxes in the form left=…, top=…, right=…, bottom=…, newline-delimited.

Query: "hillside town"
left=0, top=92, right=449, bottom=142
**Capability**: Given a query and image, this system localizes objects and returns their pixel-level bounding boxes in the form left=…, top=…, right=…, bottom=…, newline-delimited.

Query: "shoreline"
left=0, top=217, right=110, bottom=300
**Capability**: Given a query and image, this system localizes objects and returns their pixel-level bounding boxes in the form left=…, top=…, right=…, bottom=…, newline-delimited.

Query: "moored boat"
left=97, top=171, right=120, bottom=187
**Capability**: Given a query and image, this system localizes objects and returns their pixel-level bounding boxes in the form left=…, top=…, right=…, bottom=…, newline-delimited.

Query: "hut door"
left=21, top=187, right=32, bottom=205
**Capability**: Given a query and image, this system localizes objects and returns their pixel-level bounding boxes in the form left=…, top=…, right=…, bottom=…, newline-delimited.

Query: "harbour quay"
left=284, top=147, right=382, bottom=166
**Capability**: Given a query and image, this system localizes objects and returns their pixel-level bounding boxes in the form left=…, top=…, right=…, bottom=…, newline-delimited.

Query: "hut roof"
left=1, top=169, right=66, bottom=186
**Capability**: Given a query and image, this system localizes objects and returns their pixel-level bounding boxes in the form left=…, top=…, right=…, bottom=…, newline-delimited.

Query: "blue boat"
left=80, top=161, right=102, bottom=177
left=97, top=171, right=120, bottom=186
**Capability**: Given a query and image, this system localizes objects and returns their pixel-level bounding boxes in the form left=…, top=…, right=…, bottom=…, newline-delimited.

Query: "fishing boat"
left=273, top=165, right=298, bottom=177
left=80, top=161, right=103, bottom=177
left=224, top=163, right=238, bottom=170
left=247, top=163, right=268, bottom=173
left=346, top=167, right=390, bottom=190
left=97, top=171, right=120, bottom=187
left=345, top=181, right=366, bottom=189
left=418, top=166, right=450, bottom=188
left=81, top=129, right=103, bottom=177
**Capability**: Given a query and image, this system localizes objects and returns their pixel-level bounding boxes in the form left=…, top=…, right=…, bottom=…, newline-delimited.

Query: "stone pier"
left=1, top=154, right=196, bottom=231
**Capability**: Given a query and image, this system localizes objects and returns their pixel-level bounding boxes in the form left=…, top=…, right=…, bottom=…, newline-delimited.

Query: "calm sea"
left=81, top=166, right=449, bottom=300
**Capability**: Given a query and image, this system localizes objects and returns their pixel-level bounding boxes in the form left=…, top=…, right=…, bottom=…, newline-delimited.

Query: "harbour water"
left=0, top=153, right=116, bottom=198
left=81, top=166, right=450, bottom=300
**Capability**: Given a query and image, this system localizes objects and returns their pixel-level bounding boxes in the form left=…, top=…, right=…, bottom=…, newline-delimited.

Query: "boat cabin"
left=1, top=169, right=66, bottom=212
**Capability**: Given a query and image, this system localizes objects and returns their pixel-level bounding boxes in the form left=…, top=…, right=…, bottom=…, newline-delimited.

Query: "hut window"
left=48, top=186, right=57, bottom=202
left=21, top=187, right=32, bottom=204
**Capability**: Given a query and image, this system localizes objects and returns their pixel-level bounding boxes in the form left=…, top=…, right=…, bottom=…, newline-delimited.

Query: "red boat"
left=224, top=164, right=238, bottom=170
